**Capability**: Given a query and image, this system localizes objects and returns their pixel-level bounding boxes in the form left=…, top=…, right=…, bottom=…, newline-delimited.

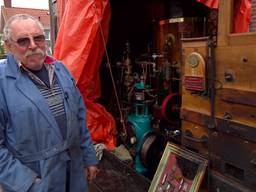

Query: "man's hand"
left=84, top=166, right=98, bottom=183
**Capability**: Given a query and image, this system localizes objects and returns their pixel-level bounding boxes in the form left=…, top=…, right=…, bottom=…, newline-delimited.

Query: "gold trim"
left=159, top=17, right=205, bottom=26
left=159, top=18, right=184, bottom=25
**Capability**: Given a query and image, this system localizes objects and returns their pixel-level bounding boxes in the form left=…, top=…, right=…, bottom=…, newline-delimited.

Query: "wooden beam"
left=219, top=88, right=256, bottom=107
left=217, top=0, right=233, bottom=46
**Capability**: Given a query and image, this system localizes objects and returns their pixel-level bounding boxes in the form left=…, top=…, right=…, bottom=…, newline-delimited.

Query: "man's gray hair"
left=3, top=14, right=44, bottom=41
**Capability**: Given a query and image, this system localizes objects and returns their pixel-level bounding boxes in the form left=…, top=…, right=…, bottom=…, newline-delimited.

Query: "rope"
left=92, top=1, right=127, bottom=138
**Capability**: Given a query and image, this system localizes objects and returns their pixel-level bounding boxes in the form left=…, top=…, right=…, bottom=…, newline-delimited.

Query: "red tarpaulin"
left=233, top=0, right=252, bottom=33
left=56, top=0, right=68, bottom=28
left=197, top=0, right=219, bottom=9
left=54, top=0, right=117, bottom=150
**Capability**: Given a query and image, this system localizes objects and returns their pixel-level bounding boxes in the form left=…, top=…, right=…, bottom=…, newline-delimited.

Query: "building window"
left=44, top=29, right=50, bottom=40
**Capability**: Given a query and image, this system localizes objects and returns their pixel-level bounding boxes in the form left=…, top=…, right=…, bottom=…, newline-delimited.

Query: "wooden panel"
left=181, top=106, right=256, bottom=131
left=181, top=38, right=211, bottom=113
left=181, top=109, right=256, bottom=142
left=210, top=171, right=254, bottom=192
left=182, top=120, right=209, bottom=139
left=181, top=92, right=211, bottom=115
left=217, top=119, right=256, bottom=142
left=181, top=37, right=209, bottom=48
left=181, top=109, right=211, bottom=127
left=215, top=97, right=256, bottom=128
left=182, top=120, right=209, bottom=156
left=211, top=132, right=256, bottom=189
left=215, top=45, right=256, bottom=90
left=214, top=41, right=256, bottom=127
left=229, top=32, right=256, bottom=46
left=219, top=88, right=256, bottom=107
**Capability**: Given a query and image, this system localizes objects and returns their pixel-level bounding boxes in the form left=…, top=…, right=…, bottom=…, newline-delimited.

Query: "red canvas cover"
left=233, top=0, right=252, bottom=33
left=197, top=0, right=219, bottom=9
left=54, top=0, right=117, bottom=150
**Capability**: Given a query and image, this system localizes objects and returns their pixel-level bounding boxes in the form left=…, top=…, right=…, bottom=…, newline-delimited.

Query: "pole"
left=48, top=0, right=56, bottom=54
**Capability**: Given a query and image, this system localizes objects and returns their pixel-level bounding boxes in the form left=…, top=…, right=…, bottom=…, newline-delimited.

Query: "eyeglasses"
left=12, top=35, right=45, bottom=48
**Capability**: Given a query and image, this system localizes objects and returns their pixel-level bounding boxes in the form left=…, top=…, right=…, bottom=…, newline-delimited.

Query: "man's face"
left=7, top=18, right=46, bottom=70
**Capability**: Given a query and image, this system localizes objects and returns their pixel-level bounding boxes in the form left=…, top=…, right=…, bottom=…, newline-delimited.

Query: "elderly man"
left=0, top=14, right=98, bottom=192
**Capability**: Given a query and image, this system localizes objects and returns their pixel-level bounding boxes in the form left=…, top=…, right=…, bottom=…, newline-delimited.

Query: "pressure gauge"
left=186, top=52, right=204, bottom=68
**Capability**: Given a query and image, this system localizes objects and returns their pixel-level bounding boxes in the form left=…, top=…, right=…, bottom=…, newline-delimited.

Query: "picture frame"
left=148, top=142, right=208, bottom=192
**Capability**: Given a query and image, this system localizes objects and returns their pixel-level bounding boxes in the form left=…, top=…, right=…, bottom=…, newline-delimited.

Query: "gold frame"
left=148, top=142, right=208, bottom=192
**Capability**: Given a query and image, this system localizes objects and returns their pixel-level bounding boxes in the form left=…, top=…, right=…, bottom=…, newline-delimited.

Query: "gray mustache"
left=25, top=49, right=44, bottom=57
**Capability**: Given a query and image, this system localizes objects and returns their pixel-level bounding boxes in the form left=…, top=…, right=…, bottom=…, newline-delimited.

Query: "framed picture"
left=148, top=142, right=208, bottom=192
